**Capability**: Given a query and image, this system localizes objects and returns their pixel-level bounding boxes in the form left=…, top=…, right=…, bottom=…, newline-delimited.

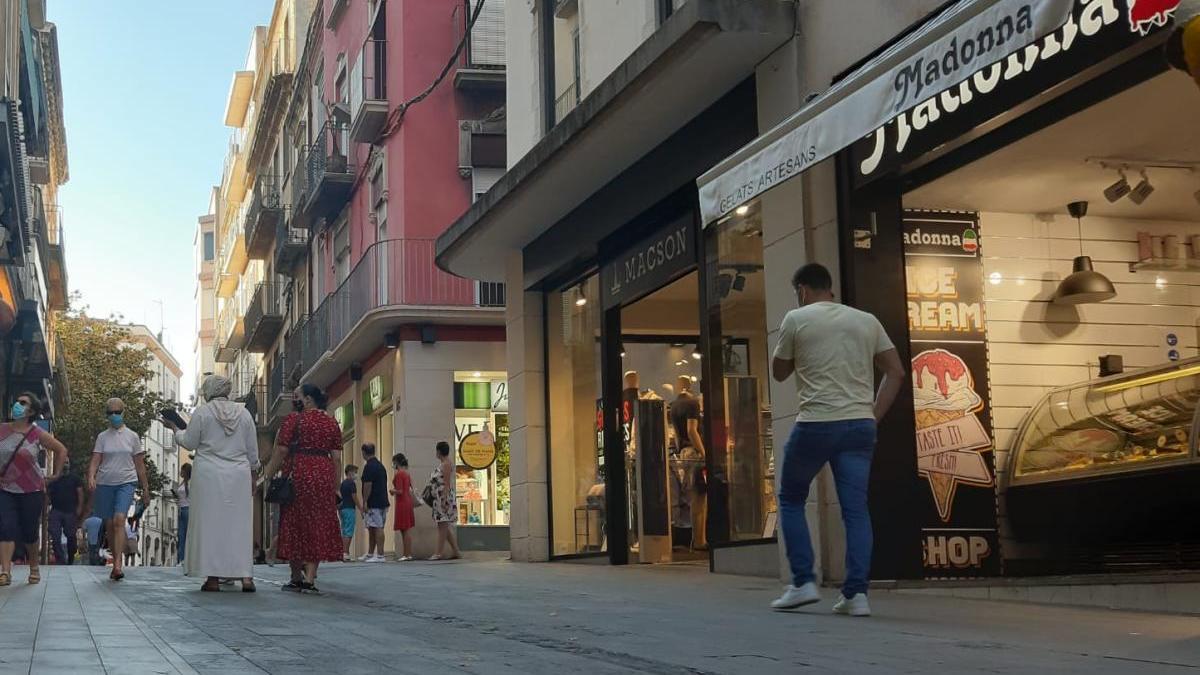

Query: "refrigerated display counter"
left=1005, top=357, right=1200, bottom=567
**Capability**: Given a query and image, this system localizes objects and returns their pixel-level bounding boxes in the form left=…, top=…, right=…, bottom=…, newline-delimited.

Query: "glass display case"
left=1008, top=357, right=1200, bottom=486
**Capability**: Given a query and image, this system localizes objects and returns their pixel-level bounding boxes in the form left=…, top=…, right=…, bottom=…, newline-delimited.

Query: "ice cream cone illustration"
left=912, top=348, right=994, bottom=523
left=928, top=472, right=956, bottom=521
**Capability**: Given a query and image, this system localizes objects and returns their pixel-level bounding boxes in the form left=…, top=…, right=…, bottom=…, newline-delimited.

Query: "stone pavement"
left=0, top=557, right=1198, bottom=674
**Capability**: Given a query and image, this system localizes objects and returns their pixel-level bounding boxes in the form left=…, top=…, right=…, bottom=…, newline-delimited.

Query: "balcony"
left=245, top=175, right=283, bottom=260
left=295, top=239, right=505, bottom=378
left=350, top=38, right=388, bottom=144
left=300, top=123, right=355, bottom=221
left=266, top=355, right=291, bottom=427
left=283, top=315, right=306, bottom=384
left=275, top=219, right=308, bottom=278
left=554, top=0, right=578, bottom=18
left=214, top=299, right=246, bottom=363
left=246, top=40, right=295, bottom=175
left=44, top=205, right=66, bottom=311
left=554, top=84, right=579, bottom=125
left=243, top=280, right=286, bottom=353
left=218, top=201, right=250, bottom=296
left=454, top=0, right=506, bottom=91
left=222, top=129, right=248, bottom=204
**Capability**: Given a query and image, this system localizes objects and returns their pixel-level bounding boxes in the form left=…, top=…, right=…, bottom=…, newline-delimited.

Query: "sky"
left=52, top=1, right=273, bottom=401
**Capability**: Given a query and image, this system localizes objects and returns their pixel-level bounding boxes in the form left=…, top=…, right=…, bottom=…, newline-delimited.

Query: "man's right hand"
left=87, top=476, right=96, bottom=493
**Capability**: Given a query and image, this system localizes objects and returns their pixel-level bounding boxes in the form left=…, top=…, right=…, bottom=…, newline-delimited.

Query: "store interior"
left=546, top=212, right=776, bottom=562
left=904, top=71, right=1200, bottom=571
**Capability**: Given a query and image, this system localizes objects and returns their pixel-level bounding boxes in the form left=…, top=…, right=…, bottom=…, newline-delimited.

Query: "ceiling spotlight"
left=1129, top=169, right=1154, bottom=205
left=1103, top=168, right=1131, bottom=203
left=692, top=348, right=702, bottom=360
left=472, top=371, right=482, bottom=378
left=574, top=284, right=588, bottom=306
left=735, top=205, right=750, bottom=216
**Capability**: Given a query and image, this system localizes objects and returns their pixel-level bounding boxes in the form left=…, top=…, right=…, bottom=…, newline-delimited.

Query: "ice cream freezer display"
left=1005, top=357, right=1200, bottom=572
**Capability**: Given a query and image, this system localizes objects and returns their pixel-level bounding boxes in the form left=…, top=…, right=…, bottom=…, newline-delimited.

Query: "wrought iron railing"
left=243, top=280, right=286, bottom=336
left=351, top=37, right=387, bottom=110
left=294, top=239, right=504, bottom=377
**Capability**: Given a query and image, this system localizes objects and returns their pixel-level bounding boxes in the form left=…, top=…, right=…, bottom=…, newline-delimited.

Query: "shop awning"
left=697, top=0, right=1077, bottom=225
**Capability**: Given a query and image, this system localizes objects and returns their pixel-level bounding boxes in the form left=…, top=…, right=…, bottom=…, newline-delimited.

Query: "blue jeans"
left=93, top=482, right=136, bottom=519
left=779, top=419, right=876, bottom=597
left=177, top=506, right=189, bottom=563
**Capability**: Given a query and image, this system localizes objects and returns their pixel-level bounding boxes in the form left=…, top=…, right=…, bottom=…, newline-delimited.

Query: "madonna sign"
left=601, top=220, right=696, bottom=309
left=697, top=0, right=1075, bottom=225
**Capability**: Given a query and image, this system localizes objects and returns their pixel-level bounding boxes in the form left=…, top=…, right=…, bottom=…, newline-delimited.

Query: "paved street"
left=0, top=556, right=1198, bottom=674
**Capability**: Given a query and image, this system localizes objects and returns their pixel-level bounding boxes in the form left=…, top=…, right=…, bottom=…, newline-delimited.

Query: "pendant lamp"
left=1053, top=201, right=1116, bottom=305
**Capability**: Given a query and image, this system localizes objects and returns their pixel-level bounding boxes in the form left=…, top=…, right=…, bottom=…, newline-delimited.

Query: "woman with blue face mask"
left=0, top=392, right=67, bottom=586
left=86, top=397, right=151, bottom=581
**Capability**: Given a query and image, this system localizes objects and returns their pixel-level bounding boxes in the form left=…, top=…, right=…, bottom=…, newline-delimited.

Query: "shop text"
left=716, top=146, right=817, bottom=215
left=906, top=265, right=984, bottom=332
left=893, top=4, right=1035, bottom=111
left=863, top=0, right=1122, bottom=176
left=923, top=534, right=992, bottom=569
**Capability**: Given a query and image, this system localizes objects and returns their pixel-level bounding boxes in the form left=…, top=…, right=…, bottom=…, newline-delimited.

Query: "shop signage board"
left=601, top=219, right=696, bottom=309
left=853, top=0, right=1183, bottom=185
left=904, top=210, right=1000, bottom=577
left=490, top=380, right=509, bottom=411
left=459, top=431, right=498, bottom=470
left=333, top=402, right=354, bottom=436
left=361, top=375, right=388, bottom=415
left=697, top=0, right=1077, bottom=224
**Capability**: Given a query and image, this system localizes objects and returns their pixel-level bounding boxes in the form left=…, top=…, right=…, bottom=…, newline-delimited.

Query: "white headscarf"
left=201, top=375, right=243, bottom=436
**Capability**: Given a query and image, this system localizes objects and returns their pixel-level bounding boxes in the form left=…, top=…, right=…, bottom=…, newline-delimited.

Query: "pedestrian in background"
left=84, top=514, right=103, bottom=565
left=124, top=517, right=139, bottom=568
left=47, top=458, right=84, bottom=565
left=338, top=464, right=360, bottom=562
left=263, top=384, right=343, bottom=593
left=389, top=453, right=416, bottom=561
left=769, top=263, right=904, bottom=617
left=0, top=392, right=67, bottom=585
left=165, top=375, right=260, bottom=592
left=359, top=443, right=388, bottom=563
left=174, top=463, right=191, bottom=566
left=88, top=397, right=151, bottom=581
left=428, top=441, right=460, bottom=561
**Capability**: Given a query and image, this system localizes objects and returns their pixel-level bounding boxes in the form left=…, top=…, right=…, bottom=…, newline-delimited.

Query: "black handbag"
left=265, top=427, right=299, bottom=505
left=421, top=482, right=435, bottom=508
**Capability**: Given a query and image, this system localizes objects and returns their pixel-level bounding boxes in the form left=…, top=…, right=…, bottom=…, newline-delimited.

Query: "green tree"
left=54, top=305, right=168, bottom=498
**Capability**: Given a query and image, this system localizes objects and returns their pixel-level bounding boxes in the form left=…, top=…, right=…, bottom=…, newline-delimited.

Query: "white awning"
left=697, top=0, right=1077, bottom=225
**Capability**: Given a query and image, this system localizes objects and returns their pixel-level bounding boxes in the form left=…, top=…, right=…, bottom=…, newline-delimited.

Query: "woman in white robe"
left=167, top=375, right=260, bottom=592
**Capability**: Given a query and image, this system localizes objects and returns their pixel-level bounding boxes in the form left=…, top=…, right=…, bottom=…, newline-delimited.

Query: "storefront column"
left=505, top=251, right=550, bottom=562
left=748, top=37, right=847, bottom=585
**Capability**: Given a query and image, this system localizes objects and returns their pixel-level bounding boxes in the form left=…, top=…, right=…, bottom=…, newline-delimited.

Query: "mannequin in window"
left=670, top=376, right=707, bottom=550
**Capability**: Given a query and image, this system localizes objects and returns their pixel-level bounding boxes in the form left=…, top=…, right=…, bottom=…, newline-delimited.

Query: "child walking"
left=390, top=453, right=416, bottom=561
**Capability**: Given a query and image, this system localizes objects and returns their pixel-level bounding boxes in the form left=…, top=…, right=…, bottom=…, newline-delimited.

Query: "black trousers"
left=48, top=508, right=77, bottom=564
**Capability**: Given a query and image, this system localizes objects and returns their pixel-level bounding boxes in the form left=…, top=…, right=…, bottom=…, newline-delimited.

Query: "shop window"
left=704, top=200, right=775, bottom=543
left=453, top=371, right=510, bottom=527
left=547, top=274, right=604, bottom=556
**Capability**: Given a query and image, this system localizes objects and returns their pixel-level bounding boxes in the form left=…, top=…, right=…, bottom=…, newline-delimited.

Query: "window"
left=547, top=274, right=604, bottom=556
left=370, top=159, right=387, bottom=232
left=203, top=232, right=215, bottom=261
left=333, top=220, right=351, bottom=286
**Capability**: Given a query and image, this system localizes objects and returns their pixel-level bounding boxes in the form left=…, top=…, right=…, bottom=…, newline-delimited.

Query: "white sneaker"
left=770, top=582, right=821, bottom=610
left=357, top=554, right=373, bottom=562
left=832, top=593, right=871, bottom=617
left=368, top=554, right=386, bottom=563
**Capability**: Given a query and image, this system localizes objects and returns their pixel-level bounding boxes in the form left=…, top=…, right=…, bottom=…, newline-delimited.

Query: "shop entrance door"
left=617, top=271, right=706, bottom=564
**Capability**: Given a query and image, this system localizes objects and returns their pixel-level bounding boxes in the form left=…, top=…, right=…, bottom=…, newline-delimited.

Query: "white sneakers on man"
left=770, top=582, right=821, bottom=610
left=832, top=593, right=871, bottom=617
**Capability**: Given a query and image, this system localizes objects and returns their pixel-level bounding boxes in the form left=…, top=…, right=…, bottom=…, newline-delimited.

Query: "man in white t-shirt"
left=87, top=397, right=150, bottom=581
left=769, top=263, right=904, bottom=617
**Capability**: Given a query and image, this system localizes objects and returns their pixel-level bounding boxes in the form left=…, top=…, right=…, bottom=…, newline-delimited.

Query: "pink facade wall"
left=314, top=0, right=499, bottom=307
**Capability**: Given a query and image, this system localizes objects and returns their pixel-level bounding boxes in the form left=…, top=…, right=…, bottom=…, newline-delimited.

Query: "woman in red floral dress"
left=262, top=384, right=343, bottom=592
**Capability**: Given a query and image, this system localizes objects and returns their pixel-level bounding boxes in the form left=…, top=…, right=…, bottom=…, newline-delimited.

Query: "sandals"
left=110, top=569, right=125, bottom=581
left=201, top=579, right=221, bottom=592
left=242, top=580, right=256, bottom=593
left=27, top=568, right=39, bottom=584
left=0, top=572, right=10, bottom=586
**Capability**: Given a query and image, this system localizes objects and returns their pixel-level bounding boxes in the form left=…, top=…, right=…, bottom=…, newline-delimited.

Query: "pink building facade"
left=273, top=0, right=509, bottom=557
